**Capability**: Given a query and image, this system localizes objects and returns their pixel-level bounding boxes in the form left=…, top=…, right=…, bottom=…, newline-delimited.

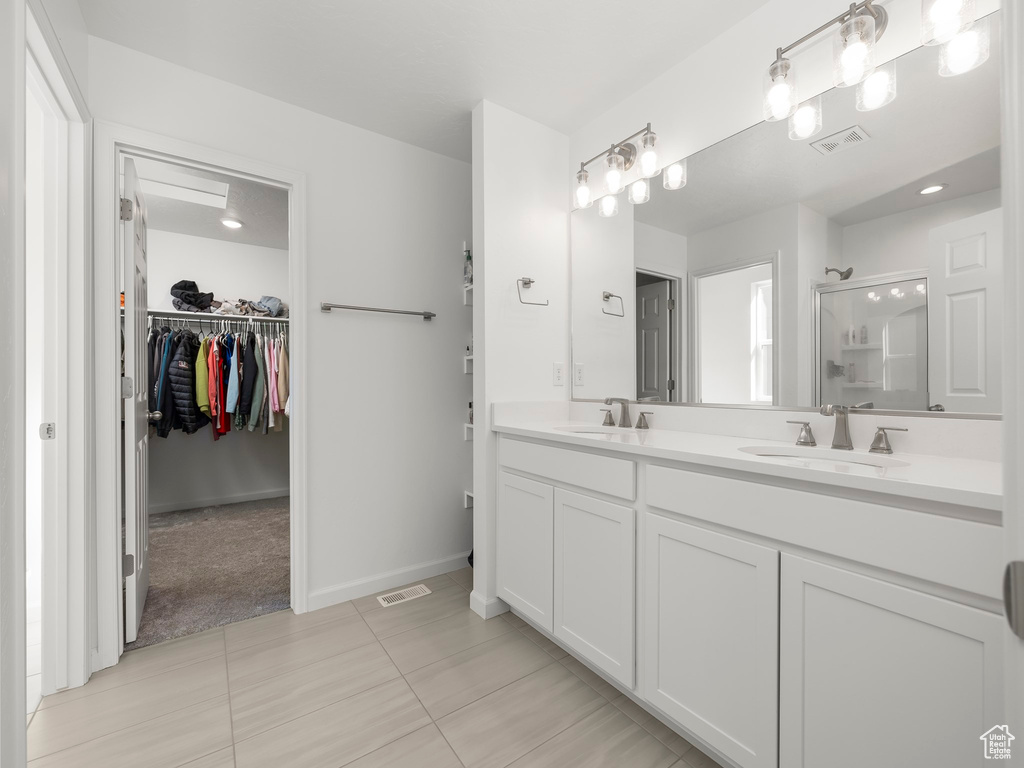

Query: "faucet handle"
left=869, top=426, right=908, bottom=455
left=600, top=409, right=615, bottom=427
left=786, top=420, right=816, bottom=447
left=637, top=411, right=653, bottom=430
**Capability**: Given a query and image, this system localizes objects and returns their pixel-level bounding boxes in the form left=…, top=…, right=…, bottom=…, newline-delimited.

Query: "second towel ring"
left=517, top=277, right=549, bottom=306
left=602, top=291, right=625, bottom=317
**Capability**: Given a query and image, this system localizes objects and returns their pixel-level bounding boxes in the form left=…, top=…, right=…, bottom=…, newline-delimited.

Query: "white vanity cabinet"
left=779, top=554, right=1004, bottom=768
left=643, top=513, right=780, bottom=768
left=553, top=488, right=635, bottom=688
left=496, top=471, right=554, bottom=631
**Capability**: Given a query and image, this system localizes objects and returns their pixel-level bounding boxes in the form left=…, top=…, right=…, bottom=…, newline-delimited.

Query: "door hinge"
left=667, top=299, right=677, bottom=311
left=39, top=422, right=56, bottom=440
left=123, top=553, right=135, bottom=578
left=1004, top=561, right=1024, bottom=641
left=121, top=376, right=134, bottom=398
left=120, top=197, right=134, bottom=221
left=667, top=379, right=676, bottom=391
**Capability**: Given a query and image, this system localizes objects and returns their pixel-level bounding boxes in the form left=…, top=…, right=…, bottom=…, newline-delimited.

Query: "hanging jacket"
left=167, top=331, right=210, bottom=435
left=248, top=335, right=266, bottom=433
left=226, top=335, right=241, bottom=414
left=156, top=332, right=184, bottom=438
left=239, top=334, right=258, bottom=419
left=195, top=337, right=211, bottom=417
left=147, top=328, right=162, bottom=416
left=276, top=335, right=289, bottom=417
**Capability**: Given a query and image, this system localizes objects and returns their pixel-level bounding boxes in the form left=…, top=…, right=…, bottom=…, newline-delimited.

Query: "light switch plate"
left=573, top=364, right=585, bottom=386
left=553, top=363, right=565, bottom=386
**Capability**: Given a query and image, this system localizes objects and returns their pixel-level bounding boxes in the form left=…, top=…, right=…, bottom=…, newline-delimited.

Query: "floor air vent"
left=377, top=583, right=432, bottom=607
left=811, top=125, right=871, bottom=156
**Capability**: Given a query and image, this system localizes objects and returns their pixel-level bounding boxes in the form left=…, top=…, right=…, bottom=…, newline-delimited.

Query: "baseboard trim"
left=149, top=488, right=289, bottom=515
left=470, top=590, right=509, bottom=619
left=306, top=551, right=473, bottom=612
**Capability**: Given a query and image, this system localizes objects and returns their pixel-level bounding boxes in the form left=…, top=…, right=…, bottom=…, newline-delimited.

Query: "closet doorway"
left=96, top=128, right=308, bottom=662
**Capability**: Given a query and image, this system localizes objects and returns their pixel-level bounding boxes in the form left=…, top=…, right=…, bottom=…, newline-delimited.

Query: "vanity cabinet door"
left=779, top=555, right=1003, bottom=768
left=496, top=471, right=554, bottom=632
left=643, top=514, right=779, bottom=768
left=553, top=489, right=635, bottom=689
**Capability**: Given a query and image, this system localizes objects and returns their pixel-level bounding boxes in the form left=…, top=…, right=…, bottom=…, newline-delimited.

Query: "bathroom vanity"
left=491, top=408, right=1003, bottom=768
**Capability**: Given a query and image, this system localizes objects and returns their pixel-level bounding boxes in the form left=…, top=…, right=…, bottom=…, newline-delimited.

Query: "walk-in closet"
left=121, top=153, right=292, bottom=650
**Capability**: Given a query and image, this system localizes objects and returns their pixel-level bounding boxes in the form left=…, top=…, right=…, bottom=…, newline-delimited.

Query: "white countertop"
left=493, top=420, right=1003, bottom=514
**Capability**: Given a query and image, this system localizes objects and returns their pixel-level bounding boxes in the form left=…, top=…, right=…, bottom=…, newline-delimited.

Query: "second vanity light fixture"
left=766, top=0, right=990, bottom=142
left=574, top=123, right=688, bottom=215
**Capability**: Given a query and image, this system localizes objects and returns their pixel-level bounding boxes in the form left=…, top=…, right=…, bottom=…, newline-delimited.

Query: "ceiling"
left=79, top=0, right=771, bottom=162
left=131, top=156, right=289, bottom=249
left=635, top=26, right=1002, bottom=237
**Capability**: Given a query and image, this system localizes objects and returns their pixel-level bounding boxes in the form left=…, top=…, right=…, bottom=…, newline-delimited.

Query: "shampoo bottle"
left=463, top=242, right=473, bottom=286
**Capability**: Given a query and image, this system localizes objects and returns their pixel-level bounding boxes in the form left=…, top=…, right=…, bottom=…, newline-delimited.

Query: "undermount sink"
left=738, top=445, right=910, bottom=469
left=553, top=425, right=634, bottom=435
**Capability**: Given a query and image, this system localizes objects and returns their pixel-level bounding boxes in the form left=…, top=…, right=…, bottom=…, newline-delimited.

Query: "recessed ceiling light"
left=918, top=184, right=947, bottom=195
left=221, top=218, right=243, bottom=229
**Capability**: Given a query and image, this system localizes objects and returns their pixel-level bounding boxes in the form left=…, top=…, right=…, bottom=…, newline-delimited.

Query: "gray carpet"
left=126, top=497, right=290, bottom=651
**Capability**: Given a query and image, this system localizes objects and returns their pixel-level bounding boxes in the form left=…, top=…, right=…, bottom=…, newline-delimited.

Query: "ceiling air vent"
left=377, top=583, right=432, bottom=607
left=811, top=126, right=871, bottom=156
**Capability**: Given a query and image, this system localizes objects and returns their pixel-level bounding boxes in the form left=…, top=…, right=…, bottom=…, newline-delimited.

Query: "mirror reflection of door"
left=636, top=272, right=674, bottom=402
left=693, top=261, right=775, bottom=405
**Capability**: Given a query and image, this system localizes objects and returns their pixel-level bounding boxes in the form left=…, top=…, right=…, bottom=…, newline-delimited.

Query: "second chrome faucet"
left=819, top=404, right=853, bottom=450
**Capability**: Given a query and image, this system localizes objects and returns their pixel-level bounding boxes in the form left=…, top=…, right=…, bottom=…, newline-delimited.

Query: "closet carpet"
left=126, top=497, right=290, bottom=651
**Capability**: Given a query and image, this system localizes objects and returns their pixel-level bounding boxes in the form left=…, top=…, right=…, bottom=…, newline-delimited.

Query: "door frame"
left=92, top=122, right=309, bottom=671
left=688, top=253, right=780, bottom=405
left=635, top=268, right=683, bottom=402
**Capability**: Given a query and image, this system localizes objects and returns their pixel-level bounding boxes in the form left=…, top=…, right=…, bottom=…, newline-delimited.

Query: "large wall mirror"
left=570, top=13, right=1002, bottom=416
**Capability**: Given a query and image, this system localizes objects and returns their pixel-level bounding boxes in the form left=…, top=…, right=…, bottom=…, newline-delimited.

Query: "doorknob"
left=1005, top=561, right=1024, bottom=641
left=147, top=411, right=162, bottom=420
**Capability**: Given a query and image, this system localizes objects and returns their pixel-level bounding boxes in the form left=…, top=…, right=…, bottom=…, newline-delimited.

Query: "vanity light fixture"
left=857, top=60, right=897, bottom=110
left=834, top=10, right=877, bottom=87
left=918, top=183, right=947, bottom=194
left=922, top=0, right=975, bottom=45
left=574, top=166, right=593, bottom=209
left=789, top=96, right=823, bottom=140
left=663, top=160, right=687, bottom=190
left=638, top=131, right=659, bottom=178
left=939, top=15, right=990, bottom=76
left=628, top=178, right=650, bottom=205
left=598, top=194, right=620, bottom=218
left=764, top=57, right=798, bottom=121
left=605, top=152, right=625, bottom=194
left=220, top=217, right=243, bottom=229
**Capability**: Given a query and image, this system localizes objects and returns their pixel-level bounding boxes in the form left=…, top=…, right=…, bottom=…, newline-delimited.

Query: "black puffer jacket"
left=155, top=332, right=183, bottom=438
left=167, top=331, right=210, bottom=435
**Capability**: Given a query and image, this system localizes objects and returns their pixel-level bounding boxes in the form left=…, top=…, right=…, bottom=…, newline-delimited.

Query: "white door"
left=643, top=514, right=779, bottom=768
left=122, top=157, right=151, bottom=644
left=927, top=208, right=1003, bottom=413
left=636, top=279, right=671, bottom=401
left=553, top=489, right=634, bottom=688
left=496, top=472, right=554, bottom=632
left=780, top=554, right=1003, bottom=767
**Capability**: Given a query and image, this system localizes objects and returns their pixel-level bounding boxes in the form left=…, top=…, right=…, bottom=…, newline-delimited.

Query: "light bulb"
left=639, top=131, right=658, bottom=178
left=663, top=161, right=687, bottom=190
left=867, top=292, right=876, bottom=299
left=939, top=18, right=990, bottom=76
left=763, top=58, right=797, bottom=121
left=922, top=0, right=975, bottom=45
left=221, top=218, right=242, bottom=229
left=574, top=168, right=592, bottom=209
left=605, top=152, right=624, bottom=194
left=833, top=14, right=875, bottom=87
left=598, top=195, right=619, bottom=218
left=628, top=179, right=650, bottom=205
left=916, top=284, right=926, bottom=293
left=857, top=63, right=897, bottom=111
left=788, top=97, right=822, bottom=141
left=890, top=287, right=901, bottom=296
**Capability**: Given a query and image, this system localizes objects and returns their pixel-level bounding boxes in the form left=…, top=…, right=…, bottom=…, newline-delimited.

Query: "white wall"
left=797, top=205, right=841, bottom=405
left=471, top=100, right=569, bottom=618
left=635, top=221, right=687, bottom=278
left=841, top=189, right=1001, bottom=277
left=89, top=37, right=473, bottom=607
left=146, top=230, right=289, bottom=312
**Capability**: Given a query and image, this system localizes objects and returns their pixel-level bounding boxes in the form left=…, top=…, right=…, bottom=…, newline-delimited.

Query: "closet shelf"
left=145, top=308, right=290, bottom=323
left=463, top=284, right=474, bottom=306
left=464, top=423, right=474, bottom=441
left=464, top=355, right=474, bottom=374
left=464, top=491, right=474, bottom=509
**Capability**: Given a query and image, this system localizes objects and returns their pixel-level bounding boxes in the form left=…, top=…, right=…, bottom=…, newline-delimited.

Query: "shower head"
left=825, top=266, right=853, bottom=281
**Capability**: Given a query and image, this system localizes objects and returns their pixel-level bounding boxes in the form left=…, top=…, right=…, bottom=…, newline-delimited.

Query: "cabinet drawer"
left=500, top=438, right=635, bottom=501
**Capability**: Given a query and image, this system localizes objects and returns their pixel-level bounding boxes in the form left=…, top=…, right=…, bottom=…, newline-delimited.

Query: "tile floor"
left=27, top=567, right=724, bottom=768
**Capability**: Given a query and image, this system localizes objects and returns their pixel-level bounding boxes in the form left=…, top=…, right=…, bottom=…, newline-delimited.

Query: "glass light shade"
left=628, top=179, right=650, bottom=205
left=939, top=16, right=990, bottom=76
left=788, top=96, right=822, bottom=140
left=598, top=194, right=619, bottom=218
left=663, top=160, right=687, bottom=190
left=763, top=58, right=797, bottom=121
left=833, top=14, right=876, bottom=87
left=922, top=0, right=975, bottom=45
left=574, top=168, right=593, bottom=209
left=605, top=153, right=625, bottom=194
left=856, top=61, right=897, bottom=110
left=638, top=132, right=659, bottom=178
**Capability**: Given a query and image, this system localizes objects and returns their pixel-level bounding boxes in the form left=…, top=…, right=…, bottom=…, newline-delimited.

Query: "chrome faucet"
left=604, top=398, right=632, bottom=428
left=819, top=404, right=853, bottom=450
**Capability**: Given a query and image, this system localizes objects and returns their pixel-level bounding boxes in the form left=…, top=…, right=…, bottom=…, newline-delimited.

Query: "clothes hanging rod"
left=320, top=302, right=436, bottom=321
left=146, top=308, right=290, bottom=323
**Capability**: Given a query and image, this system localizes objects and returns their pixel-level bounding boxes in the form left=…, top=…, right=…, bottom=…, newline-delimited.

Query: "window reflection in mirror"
left=569, top=12, right=1002, bottom=416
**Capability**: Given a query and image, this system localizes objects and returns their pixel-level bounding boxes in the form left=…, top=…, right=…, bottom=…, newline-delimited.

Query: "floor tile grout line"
left=222, top=632, right=239, bottom=765
left=222, top=602, right=360, bottom=650
left=428, top=659, right=563, bottom=725
left=225, top=610, right=369, bottom=657
left=374, top=615, right=518, bottom=673
left=226, top=634, right=381, bottom=695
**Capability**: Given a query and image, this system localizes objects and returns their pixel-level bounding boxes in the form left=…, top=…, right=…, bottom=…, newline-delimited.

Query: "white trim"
left=307, top=552, right=473, bottom=612
left=148, top=489, right=289, bottom=516
left=470, top=590, right=511, bottom=620
left=635, top=267, right=685, bottom=402
left=92, top=122, right=309, bottom=673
